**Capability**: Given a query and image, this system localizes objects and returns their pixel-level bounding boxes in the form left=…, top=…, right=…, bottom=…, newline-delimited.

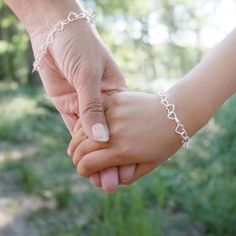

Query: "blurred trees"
left=0, top=0, right=28, bottom=82
left=91, top=0, right=222, bottom=84
left=0, top=0, right=229, bottom=86
left=0, top=2, right=235, bottom=235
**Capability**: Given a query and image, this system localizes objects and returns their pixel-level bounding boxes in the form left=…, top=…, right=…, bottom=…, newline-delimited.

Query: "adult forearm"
left=168, top=28, right=236, bottom=136
left=4, top=0, right=84, bottom=35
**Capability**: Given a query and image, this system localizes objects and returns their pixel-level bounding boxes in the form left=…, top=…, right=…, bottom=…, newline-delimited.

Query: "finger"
left=100, top=167, right=119, bottom=193
left=67, top=127, right=87, bottom=156
left=72, top=129, right=119, bottom=192
left=69, top=122, right=105, bottom=189
left=89, top=173, right=102, bottom=188
left=73, top=139, right=109, bottom=166
left=74, top=139, right=119, bottom=192
left=120, top=161, right=162, bottom=186
left=119, top=164, right=137, bottom=183
left=74, top=71, right=110, bottom=143
left=77, top=148, right=129, bottom=177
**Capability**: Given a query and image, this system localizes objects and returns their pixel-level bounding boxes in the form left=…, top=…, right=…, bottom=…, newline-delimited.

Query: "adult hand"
left=5, top=0, right=136, bottom=192
left=29, top=17, right=137, bottom=191
left=31, top=18, right=134, bottom=191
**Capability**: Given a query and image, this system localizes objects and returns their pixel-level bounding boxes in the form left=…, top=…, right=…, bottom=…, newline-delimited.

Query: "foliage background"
left=0, top=0, right=235, bottom=235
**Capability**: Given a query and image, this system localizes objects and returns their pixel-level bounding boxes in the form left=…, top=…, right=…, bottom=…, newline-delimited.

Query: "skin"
left=68, top=28, right=236, bottom=187
left=4, top=0, right=136, bottom=192
left=68, top=91, right=180, bottom=184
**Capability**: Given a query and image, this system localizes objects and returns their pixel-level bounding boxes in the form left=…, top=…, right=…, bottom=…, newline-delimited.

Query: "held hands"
left=6, top=0, right=235, bottom=193
left=68, top=91, right=184, bottom=188
left=29, top=12, right=136, bottom=192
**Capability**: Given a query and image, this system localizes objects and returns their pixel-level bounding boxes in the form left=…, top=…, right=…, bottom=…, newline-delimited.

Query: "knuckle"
left=110, top=124, right=125, bottom=139
left=112, top=93, right=128, bottom=106
left=81, top=100, right=104, bottom=119
left=78, top=159, right=94, bottom=177
left=110, top=95, right=122, bottom=106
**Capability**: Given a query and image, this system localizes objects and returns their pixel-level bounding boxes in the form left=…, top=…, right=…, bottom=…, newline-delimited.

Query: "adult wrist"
left=29, top=2, right=85, bottom=37
left=5, top=0, right=84, bottom=36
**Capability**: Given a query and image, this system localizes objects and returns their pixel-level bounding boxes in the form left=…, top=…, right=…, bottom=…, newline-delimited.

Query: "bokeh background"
left=0, top=0, right=236, bottom=235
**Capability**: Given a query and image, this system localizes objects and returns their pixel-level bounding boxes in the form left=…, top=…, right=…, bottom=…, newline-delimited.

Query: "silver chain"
left=32, top=11, right=95, bottom=73
left=158, top=92, right=191, bottom=148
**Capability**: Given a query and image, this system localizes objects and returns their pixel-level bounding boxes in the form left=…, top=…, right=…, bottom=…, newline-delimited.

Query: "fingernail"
left=120, top=165, right=136, bottom=183
left=101, top=168, right=118, bottom=193
left=92, top=123, right=109, bottom=142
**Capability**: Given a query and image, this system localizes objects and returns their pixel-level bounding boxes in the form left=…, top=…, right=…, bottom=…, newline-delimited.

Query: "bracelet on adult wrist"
left=158, top=91, right=191, bottom=148
left=32, top=11, right=95, bottom=73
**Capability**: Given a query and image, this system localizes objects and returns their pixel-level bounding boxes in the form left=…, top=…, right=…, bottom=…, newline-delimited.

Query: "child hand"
left=69, top=91, right=184, bottom=186
left=68, top=120, right=136, bottom=192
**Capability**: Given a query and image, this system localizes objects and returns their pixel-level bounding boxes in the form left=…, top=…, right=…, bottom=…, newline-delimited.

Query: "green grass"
left=0, top=82, right=235, bottom=236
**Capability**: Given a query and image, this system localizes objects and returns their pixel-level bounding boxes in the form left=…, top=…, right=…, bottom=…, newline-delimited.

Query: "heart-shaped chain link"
left=32, top=11, right=95, bottom=73
left=175, top=123, right=185, bottom=135
left=54, top=22, right=64, bottom=32
left=166, top=104, right=175, bottom=114
left=158, top=92, right=190, bottom=148
left=68, top=12, right=79, bottom=21
left=167, top=112, right=177, bottom=120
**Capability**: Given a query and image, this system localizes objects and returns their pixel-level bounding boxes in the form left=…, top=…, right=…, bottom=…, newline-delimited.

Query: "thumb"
left=75, top=75, right=109, bottom=142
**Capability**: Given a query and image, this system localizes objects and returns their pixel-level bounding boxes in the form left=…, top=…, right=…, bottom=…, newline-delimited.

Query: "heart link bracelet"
left=158, top=91, right=191, bottom=148
left=32, top=11, right=95, bottom=73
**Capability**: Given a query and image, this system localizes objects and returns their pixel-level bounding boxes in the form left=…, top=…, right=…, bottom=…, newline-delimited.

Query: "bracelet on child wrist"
left=158, top=92, right=191, bottom=148
left=32, top=11, right=95, bottom=73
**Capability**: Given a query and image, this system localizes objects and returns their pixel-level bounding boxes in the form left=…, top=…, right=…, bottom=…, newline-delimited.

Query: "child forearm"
left=168, top=28, right=236, bottom=136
